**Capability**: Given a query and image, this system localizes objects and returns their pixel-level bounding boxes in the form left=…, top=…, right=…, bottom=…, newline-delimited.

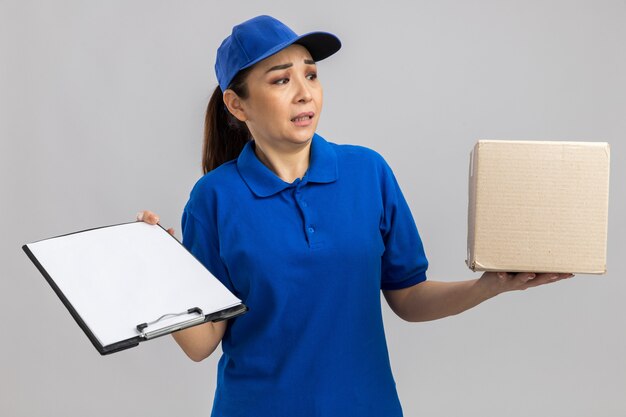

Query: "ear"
left=223, top=89, right=247, bottom=122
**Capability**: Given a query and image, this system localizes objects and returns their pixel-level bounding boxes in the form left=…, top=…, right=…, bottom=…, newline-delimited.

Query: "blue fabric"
left=181, top=133, right=428, bottom=417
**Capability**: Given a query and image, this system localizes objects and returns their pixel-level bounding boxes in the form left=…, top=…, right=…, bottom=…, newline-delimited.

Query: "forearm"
left=171, top=320, right=227, bottom=362
left=384, top=271, right=573, bottom=322
left=384, top=278, right=500, bottom=322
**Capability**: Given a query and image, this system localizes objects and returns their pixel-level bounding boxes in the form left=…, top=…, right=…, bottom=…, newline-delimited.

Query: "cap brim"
left=239, top=31, right=341, bottom=73
left=294, top=31, right=342, bottom=62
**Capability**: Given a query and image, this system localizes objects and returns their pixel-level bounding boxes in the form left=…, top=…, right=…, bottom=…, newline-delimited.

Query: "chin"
left=285, top=130, right=315, bottom=144
left=292, top=134, right=315, bottom=144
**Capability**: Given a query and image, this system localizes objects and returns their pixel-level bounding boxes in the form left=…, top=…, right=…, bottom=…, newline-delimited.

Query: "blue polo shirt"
left=181, top=133, right=428, bottom=417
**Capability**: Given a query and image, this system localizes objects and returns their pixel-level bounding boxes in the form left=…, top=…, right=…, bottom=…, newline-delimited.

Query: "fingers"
left=136, top=210, right=160, bottom=225
left=526, top=273, right=574, bottom=288
left=496, top=271, right=575, bottom=291
left=520, top=272, right=536, bottom=283
left=135, top=210, right=175, bottom=236
left=511, top=272, right=575, bottom=290
left=498, top=271, right=535, bottom=283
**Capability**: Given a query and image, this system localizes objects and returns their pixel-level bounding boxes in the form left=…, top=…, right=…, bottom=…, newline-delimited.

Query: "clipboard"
left=22, top=221, right=248, bottom=355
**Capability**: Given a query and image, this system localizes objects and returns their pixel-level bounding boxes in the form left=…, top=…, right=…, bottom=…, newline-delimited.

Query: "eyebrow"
left=265, top=59, right=316, bottom=73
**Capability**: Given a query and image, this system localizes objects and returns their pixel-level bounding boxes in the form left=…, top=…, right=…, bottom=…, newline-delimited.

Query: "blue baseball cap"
left=215, top=15, right=341, bottom=92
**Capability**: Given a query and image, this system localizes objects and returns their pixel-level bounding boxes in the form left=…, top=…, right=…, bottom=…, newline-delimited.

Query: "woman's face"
left=226, top=44, right=323, bottom=150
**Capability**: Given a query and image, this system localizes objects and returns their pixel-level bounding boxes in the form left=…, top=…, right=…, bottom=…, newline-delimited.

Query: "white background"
left=2, top=1, right=625, bottom=416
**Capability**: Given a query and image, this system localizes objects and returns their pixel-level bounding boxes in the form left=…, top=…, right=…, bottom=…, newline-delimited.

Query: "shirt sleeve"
left=378, top=157, right=429, bottom=290
left=181, top=199, right=237, bottom=295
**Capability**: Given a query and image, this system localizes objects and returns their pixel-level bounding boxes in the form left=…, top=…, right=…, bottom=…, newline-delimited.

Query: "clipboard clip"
left=136, top=307, right=204, bottom=340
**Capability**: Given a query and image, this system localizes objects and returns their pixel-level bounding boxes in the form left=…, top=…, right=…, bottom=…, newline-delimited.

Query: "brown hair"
left=202, top=66, right=254, bottom=174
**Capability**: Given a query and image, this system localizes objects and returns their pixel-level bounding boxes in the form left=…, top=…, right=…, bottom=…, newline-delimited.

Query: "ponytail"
left=202, top=67, right=253, bottom=174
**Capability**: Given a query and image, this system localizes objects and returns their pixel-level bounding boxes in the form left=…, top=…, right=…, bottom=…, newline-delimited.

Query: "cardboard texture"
left=466, top=140, right=610, bottom=274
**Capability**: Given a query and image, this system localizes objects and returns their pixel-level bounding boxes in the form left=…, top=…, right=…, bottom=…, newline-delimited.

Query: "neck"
left=253, top=138, right=312, bottom=183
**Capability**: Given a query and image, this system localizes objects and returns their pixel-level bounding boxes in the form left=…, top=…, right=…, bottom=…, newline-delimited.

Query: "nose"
left=292, top=74, right=313, bottom=103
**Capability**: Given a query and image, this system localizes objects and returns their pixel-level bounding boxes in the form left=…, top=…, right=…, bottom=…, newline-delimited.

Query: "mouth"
left=291, top=112, right=315, bottom=122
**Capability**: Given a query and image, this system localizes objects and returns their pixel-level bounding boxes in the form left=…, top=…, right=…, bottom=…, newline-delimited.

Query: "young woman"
left=137, top=15, right=573, bottom=417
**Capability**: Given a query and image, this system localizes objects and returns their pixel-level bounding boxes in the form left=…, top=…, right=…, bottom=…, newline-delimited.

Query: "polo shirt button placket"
left=294, top=183, right=316, bottom=247
left=302, top=211, right=315, bottom=244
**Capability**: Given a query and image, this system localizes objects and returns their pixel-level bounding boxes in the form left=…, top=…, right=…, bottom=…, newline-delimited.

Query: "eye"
left=273, top=77, right=289, bottom=85
left=307, top=72, right=318, bottom=81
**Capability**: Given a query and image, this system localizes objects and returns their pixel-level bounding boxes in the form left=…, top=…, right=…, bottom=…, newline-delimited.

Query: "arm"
left=171, top=320, right=227, bottom=362
left=137, top=210, right=228, bottom=362
left=383, top=271, right=574, bottom=322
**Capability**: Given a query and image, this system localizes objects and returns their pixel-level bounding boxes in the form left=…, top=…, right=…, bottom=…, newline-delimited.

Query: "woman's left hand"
left=482, top=271, right=575, bottom=295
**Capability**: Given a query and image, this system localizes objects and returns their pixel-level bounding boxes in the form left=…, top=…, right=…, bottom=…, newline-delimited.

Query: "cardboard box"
left=466, top=140, right=610, bottom=274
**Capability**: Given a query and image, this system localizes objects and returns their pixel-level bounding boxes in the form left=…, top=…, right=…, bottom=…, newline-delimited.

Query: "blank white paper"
left=26, top=222, right=242, bottom=347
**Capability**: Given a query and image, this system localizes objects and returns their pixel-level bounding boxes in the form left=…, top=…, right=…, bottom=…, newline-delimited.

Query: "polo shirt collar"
left=237, top=133, right=338, bottom=198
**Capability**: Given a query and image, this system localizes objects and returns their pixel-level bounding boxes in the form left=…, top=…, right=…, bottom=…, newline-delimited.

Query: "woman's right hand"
left=136, top=210, right=175, bottom=236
